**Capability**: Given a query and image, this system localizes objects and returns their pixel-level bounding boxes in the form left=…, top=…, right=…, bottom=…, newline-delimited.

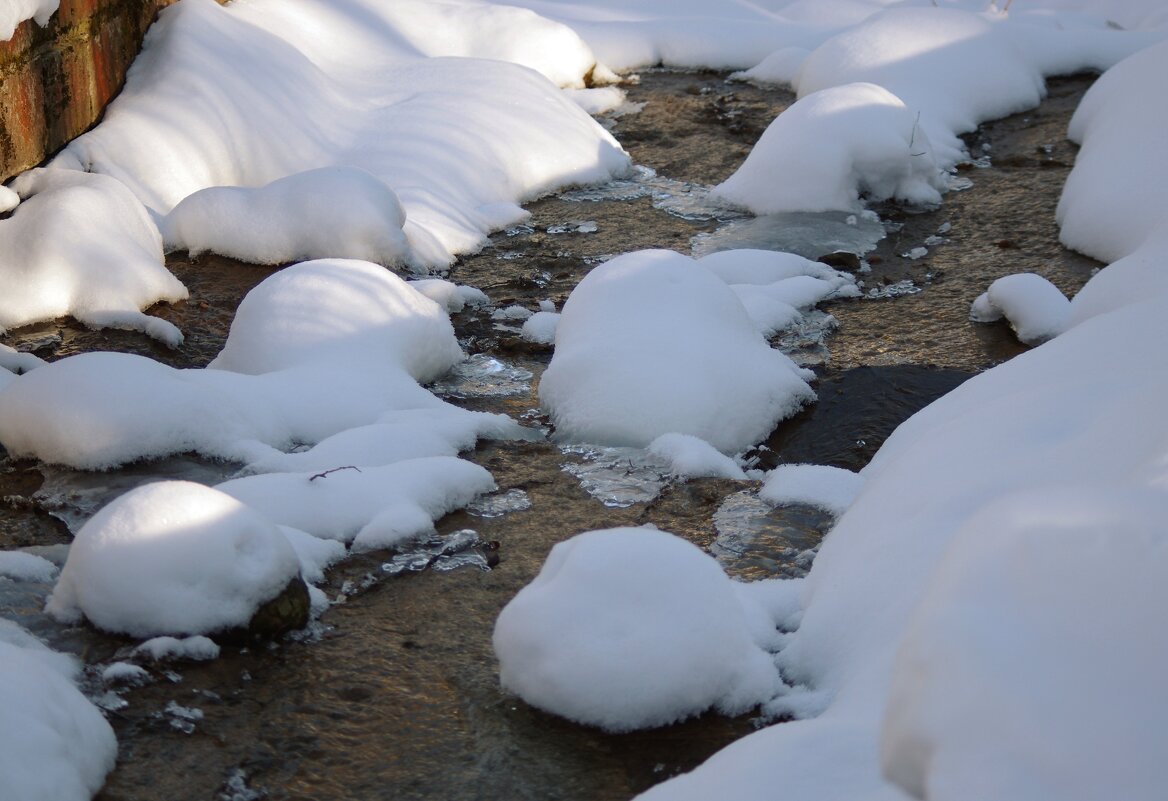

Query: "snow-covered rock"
left=713, top=82, right=946, bottom=214
left=970, top=272, right=1071, bottom=345
left=46, top=481, right=303, bottom=638
left=539, top=249, right=815, bottom=454
left=494, top=527, right=780, bottom=731
left=760, top=464, right=864, bottom=517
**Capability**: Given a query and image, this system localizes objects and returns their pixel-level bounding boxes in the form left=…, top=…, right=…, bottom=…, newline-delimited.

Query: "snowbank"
left=52, top=0, right=629, bottom=270
left=0, top=169, right=187, bottom=344
left=0, top=627, right=116, bottom=801
left=494, top=527, right=779, bottom=731
left=539, top=249, right=815, bottom=454
left=713, top=83, right=946, bottom=214
left=46, top=481, right=302, bottom=638
left=1058, top=38, right=1168, bottom=264
left=883, top=486, right=1168, bottom=801
left=0, top=0, right=57, bottom=40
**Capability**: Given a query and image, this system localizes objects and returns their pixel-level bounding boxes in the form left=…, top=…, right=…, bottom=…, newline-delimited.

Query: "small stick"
left=309, top=465, right=361, bottom=481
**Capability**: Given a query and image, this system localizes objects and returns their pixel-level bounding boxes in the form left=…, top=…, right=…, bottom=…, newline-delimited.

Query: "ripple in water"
left=710, top=491, right=831, bottom=581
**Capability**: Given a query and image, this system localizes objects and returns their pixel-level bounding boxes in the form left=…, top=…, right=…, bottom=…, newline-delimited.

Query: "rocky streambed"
left=0, top=70, right=1100, bottom=800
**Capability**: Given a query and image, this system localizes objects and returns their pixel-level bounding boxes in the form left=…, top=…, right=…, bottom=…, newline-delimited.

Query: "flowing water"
left=0, top=70, right=1103, bottom=800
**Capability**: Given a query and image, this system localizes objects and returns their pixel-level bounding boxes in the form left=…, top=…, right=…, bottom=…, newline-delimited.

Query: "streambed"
left=0, top=70, right=1100, bottom=800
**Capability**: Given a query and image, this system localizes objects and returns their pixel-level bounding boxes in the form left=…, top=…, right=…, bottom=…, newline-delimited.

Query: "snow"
left=969, top=272, right=1071, bottom=345
left=539, top=249, right=815, bottom=454
left=520, top=310, right=560, bottom=344
left=647, top=433, right=747, bottom=481
left=493, top=527, right=780, bottom=732
left=1058, top=38, right=1168, bottom=265
left=160, top=166, right=411, bottom=268
left=132, top=635, right=221, bottom=662
left=208, top=258, right=462, bottom=382
left=0, top=550, right=58, bottom=582
left=0, top=0, right=58, bottom=40
left=45, top=481, right=302, bottom=638
left=0, top=169, right=187, bottom=344
left=882, top=486, right=1168, bottom=801
left=407, top=279, right=489, bottom=313
left=216, top=456, right=496, bottom=551
left=0, top=623, right=116, bottom=801
left=51, top=0, right=630, bottom=271
left=0, top=259, right=516, bottom=470
left=760, top=464, right=864, bottom=517
left=0, top=342, right=44, bottom=375
left=712, top=83, right=947, bottom=215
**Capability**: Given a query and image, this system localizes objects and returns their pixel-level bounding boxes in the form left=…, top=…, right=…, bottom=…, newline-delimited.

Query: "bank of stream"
left=0, top=70, right=1100, bottom=800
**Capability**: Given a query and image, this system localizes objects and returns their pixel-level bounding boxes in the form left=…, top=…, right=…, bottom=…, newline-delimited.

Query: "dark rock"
left=817, top=251, right=862, bottom=271
left=219, top=575, right=311, bottom=645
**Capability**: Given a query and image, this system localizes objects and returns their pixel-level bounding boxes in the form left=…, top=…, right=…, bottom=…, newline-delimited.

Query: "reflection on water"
left=711, top=492, right=830, bottom=581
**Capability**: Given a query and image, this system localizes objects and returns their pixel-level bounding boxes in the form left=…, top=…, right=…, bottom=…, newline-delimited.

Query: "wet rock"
left=220, top=575, right=311, bottom=645
left=817, top=251, right=862, bottom=271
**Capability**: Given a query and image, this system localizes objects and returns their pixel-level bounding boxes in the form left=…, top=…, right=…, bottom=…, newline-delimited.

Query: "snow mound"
left=796, top=8, right=1045, bottom=165
left=160, top=166, right=411, bottom=267
left=0, top=342, right=44, bottom=375
left=0, top=629, right=116, bottom=801
left=493, top=527, right=779, bottom=732
left=883, top=486, right=1168, bottom=801
left=407, top=279, right=489, bottom=313
left=132, top=635, right=221, bottom=662
left=970, top=272, right=1070, bottom=345
left=45, top=481, right=302, bottom=638
left=209, top=258, right=463, bottom=382
left=0, top=168, right=187, bottom=344
left=216, top=456, right=496, bottom=551
left=760, top=464, right=864, bottom=517
left=521, top=310, right=560, bottom=344
left=539, top=249, right=815, bottom=454
left=712, top=83, right=946, bottom=215
left=647, top=433, right=747, bottom=480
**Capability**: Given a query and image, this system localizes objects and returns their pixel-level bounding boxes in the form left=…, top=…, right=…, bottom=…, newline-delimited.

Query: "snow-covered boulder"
left=539, top=249, right=815, bottom=454
left=46, top=481, right=304, bottom=638
left=712, top=82, right=946, bottom=215
left=970, top=272, right=1070, bottom=345
left=493, top=527, right=780, bottom=731
left=209, top=258, right=463, bottom=383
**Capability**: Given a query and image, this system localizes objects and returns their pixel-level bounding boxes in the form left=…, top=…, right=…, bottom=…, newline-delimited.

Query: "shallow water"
left=0, top=71, right=1104, bottom=801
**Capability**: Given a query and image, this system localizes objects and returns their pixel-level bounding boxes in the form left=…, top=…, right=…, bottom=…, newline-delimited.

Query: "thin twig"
left=309, top=465, right=362, bottom=481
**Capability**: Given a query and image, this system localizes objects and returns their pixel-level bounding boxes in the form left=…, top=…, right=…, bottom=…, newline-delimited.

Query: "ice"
left=380, top=529, right=494, bottom=575
left=692, top=211, right=884, bottom=261
left=560, top=445, right=671, bottom=508
left=546, top=221, right=598, bottom=234
left=32, top=456, right=237, bottom=534
left=429, top=353, right=534, bottom=399
left=560, top=165, right=742, bottom=222
left=164, top=700, right=204, bottom=734
left=903, top=246, right=928, bottom=260
left=711, top=491, right=827, bottom=581
left=466, top=489, right=532, bottom=518
left=948, top=176, right=975, bottom=191
left=864, top=280, right=921, bottom=299
left=773, top=310, right=839, bottom=367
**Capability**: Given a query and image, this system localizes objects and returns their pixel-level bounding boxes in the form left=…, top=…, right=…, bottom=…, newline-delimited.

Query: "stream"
left=0, top=70, right=1101, bottom=801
